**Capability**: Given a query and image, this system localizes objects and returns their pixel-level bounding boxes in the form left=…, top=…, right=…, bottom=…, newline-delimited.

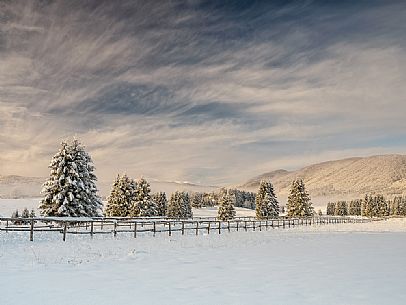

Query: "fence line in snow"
left=0, top=216, right=379, bottom=242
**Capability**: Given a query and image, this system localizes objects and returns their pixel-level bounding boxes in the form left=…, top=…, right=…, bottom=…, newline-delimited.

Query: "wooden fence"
left=0, top=216, right=374, bottom=242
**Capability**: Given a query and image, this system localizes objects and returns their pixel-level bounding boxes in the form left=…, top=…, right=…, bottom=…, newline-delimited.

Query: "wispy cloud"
left=1, top=0, right=406, bottom=185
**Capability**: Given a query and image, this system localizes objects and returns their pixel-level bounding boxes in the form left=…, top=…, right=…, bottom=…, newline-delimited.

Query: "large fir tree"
left=39, top=139, right=103, bottom=217
left=105, top=174, right=136, bottom=217
left=286, top=179, right=313, bottom=217
left=255, top=180, right=279, bottom=219
left=217, top=190, right=236, bottom=221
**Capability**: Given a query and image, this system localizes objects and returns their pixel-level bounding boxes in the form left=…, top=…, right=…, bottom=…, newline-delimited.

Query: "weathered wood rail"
left=0, top=216, right=375, bottom=242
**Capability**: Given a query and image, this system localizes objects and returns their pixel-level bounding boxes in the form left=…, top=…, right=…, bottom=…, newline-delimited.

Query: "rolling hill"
left=241, top=154, right=406, bottom=199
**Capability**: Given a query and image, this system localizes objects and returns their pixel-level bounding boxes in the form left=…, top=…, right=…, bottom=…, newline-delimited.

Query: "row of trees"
left=326, top=195, right=406, bottom=217
left=189, top=189, right=256, bottom=209
left=38, top=139, right=315, bottom=220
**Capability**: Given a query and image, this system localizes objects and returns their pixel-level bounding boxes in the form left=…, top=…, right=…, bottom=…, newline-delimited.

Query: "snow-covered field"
left=1, top=217, right=406, bottom=305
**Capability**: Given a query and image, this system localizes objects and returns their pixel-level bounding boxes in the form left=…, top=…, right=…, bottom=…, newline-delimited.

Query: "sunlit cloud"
left=1, top=0, right=406, bottom=185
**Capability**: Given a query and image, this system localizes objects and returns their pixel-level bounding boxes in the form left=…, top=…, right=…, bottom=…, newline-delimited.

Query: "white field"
left=1, top=197, right=405, bottom=305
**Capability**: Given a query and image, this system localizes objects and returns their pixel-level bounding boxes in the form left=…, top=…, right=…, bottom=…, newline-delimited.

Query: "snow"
left=1, top=216, right=406, bottom=305
left=0, top=198, right=40, bottom=217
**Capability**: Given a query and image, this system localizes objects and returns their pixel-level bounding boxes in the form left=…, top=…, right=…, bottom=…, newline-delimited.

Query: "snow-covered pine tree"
left=21, top=207, right=30, bottom=218
left=286, top=179, right=314, bottom=217
left=152, top=192, right=167, bottom=216
left=348, top=200, right=362, bottom=216
left=130, top=178, right=157, bottom=217
left=167, top=191, right=183, bottom=218
left=334, top=201, right=348, bottom=216
left=326, top=202, right=335, bottom=215
left=39, top=139, right=103, bottom=217
left=191, top=192, right=203, bottom=208
left=376, top=194, right=388, bottom=217
left=11, top=209, right=19, bottom=218
left=167, top=191, right=192, bottom=218
left=363, top=194, right=373, bottom=217
left=255, top=180, right=279, bottom=219
left=30, top=209, right=36, bottom=218
left=391, top=196, right=402, bottom=216
left=105, top=174, right=136, bottom=217
left=217, top=190, right=236, bottom=221
left=181, top=191, right=193, bottom=218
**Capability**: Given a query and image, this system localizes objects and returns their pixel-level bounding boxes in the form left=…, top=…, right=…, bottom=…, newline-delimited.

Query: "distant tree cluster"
left=189, top=189, right=256, bottom=210
left=326, top=195, right=406, bottom=217
left=11, top=208, right=36, bottom=224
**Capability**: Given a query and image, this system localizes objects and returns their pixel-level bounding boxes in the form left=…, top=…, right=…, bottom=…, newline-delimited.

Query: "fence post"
left=90, top=221, right=94, bottom=238
left=253, top=220, right=255, bottom=231
left=153, top=222, right=156, bottom=237
left=30, top=219, right=34, bottom=242
left=134, top=222, right=137, bottom=238
left=63, top=222, right=67, bottom=241
left=227, top=221, right=230, bottom=233
left=181, top=221, right=185, bottom=235
left=236, top=221, right=239, bottom=232
left=207, top=222, right=210, bottom=234
left=196, top=222, right=199, bottom=236
left=244, top=221, right=247, bottom=231
left=218, top=221, right=221, bottom=234
left=113, top=222, right=117, bottom=238
left=169, top=221, right=172, bottom=236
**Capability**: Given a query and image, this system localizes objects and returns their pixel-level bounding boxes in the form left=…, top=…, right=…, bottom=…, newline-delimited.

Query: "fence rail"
left=0, top=216, right=376, bottom=242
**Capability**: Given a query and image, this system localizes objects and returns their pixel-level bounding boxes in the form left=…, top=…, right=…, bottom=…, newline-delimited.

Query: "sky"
left=1, top=0, right=406, bottom=186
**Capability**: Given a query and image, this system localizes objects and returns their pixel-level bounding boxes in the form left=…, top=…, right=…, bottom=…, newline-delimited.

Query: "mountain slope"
left=242, top=154, right=406, bottom=198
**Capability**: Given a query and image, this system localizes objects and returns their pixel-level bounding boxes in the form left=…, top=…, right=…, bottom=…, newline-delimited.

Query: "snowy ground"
left=1, top=218, right=406, bottom=305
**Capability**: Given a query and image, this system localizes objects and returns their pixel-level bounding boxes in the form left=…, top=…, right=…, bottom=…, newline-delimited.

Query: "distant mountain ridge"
left=0, top=175, right=218, bottom=199
left=241, top=154, right=406, bottom=199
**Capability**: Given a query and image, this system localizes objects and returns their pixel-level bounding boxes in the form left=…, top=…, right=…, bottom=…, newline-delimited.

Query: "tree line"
left=326, top=195, right=406, bottom=217
left=36, top=139, right=315, bottom=220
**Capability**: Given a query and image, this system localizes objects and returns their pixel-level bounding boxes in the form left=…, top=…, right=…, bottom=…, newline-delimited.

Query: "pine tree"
left=152, top=192, right=167, bottom=216
left=363, top=194, right=373, bottom=217
left=334, top=201, right=348, bottom=216
left=39, top=139, right=103, bottom=217
left=167, top=191, right=183, bottom=218
left=348, top=200, right=362, bottom=216
left=21, top=207, right=30, bottom=218
left=317, top=209, right=323, bottom=216
left=326, top=202, right=335, bottom=215
left=11, top=209, right=19, bottom=218
left=167, top=191, right=192, bottom=218
left=182, top=192, right=193, bottom=218
left=376, top=195, right=388, bottom=217
left=11, top=209, right=21, bottom=225
left=286, top=179, right=313, bottom=217
left=255, top=180, right=279, bottom=219
left=105, top=174, right=136, bottom=217
left=130, top=178, right=157, bottom=217
left=217, top=190, right=236, bottom=221
left=30, top=209, right=36, bottom=218
left=191, top=192, right=203, bottom=208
